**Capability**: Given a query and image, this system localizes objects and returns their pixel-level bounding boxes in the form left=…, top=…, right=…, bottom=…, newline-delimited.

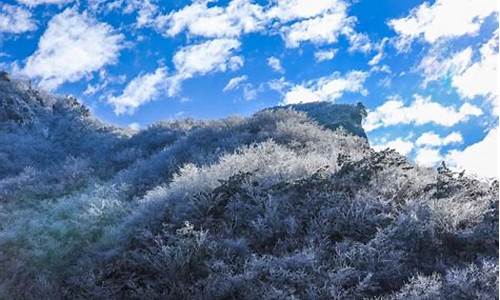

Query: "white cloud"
left=152, top=0, right=367, bottom=52
left=373, top=138, right=414, bottom=156
left=370, top=64, right=391, bottom=74
left=124, top=0, right=159, bottom=28
left=266, top=0, right=345, bottom=22
left=446, top=126, right=498, bottom=178
left=267, top=56, right=284, bottom=73
left=17, top=0, right=73, bottom=6
left=314, top=49, right=337, bottom=62
left=21, top=8, right=124, bottom=91
left=282, top=10, right=353, bottom=48
left=368, top=38, right=388, bottom=66
left=0, top=4, right=37, bottom=34
left=417, top=47, right=473, bottom=86
left=368, top=52, right=383, bottom=66
left=346, top=31, right=372, bottom=53
left=451, top=32, right=498, bottom=105
left=173, top=38, right=243, bottom=78
left=222, top=75, right=258, bottom=100
left=242, top=84, right=258, bottom=101
left=167, top=38, right=243, bottom=96
left=159, top=0, right=265, bottom=38
left=269, top=0, right=371, bottom=52
left=283, top=70, right=368, bottom=104
left=128, top=122, right=141, bottom=131
left=83, top=70, right=126, bottom=96
left=223, top=75, right=248, bottom=92
left=364, top=95, right=483, bottom=132
left=415, top=147, right=443, bottom=167
left=108, top=67, right=167, bottom=115
left=267, top=77, right=290, bottom=95
left=417, top=31, right=498, bottom=112
left=389, top=0, right=497, bottom=50
left=416, top=131, right=463, bottom=147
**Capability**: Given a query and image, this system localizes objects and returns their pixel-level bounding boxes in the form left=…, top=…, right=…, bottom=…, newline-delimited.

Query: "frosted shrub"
left=0, top=184, right=129, bottom=299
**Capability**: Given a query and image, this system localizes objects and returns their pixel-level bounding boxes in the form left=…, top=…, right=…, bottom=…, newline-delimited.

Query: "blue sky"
left=0, top=0, right=498, bottom=177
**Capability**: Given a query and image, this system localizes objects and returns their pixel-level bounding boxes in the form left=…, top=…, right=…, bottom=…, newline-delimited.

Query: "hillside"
left=0, top=77, right=498, bottom=299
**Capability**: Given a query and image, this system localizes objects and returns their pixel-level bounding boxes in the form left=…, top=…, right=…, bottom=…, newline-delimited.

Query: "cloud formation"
left=283, top=70, right=368, bottom=104
left=364, top=95, right=483, bottom=132
left=389, top=0, right=497, bottom=50
left=173, top=38, right=243, bottom=79
left=223, top=75, right=248, bottom=92
left=446, top=126, right=498, bottom=178
left=451, top=32, right=498, bottom=106
left=0, top=4, right=37, bottom=34
left=267, top=56, right=284, bottom=73
left=158, top=0, right=265, bottom=38
left=17, top=0, right=73, bottom=6
left=415, top=147, right=443, bottom=167
left=314, top=49, right=337, bottom=62
left=108, top=67, right=168, bottom=115
left=22, top=8, right=124, bottom=90
left=281, top=10, right=353, bottom=48
left=416, top=131, right=463, bottom=147
left=167, top=38, right=243, bottom=96
left=373, top=138, right=414, bottom=156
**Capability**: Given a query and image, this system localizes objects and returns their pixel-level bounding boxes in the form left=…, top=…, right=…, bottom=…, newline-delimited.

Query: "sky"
left=0, top=0, right=498, bottom=178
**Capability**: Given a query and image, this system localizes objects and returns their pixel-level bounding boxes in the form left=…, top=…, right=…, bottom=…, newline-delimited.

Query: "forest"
left=0, top=75, right=498, bottom=299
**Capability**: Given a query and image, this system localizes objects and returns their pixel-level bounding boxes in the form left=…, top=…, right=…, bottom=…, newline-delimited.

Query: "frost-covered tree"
left=0, top=76, right=497, bottom=299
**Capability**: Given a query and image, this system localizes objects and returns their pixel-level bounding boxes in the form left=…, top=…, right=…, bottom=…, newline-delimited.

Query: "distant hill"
left=0, top=75, right=497, bottom=299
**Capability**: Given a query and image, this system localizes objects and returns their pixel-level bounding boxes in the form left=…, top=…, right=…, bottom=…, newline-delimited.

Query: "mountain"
left=0, top=76, right=498, bottom=299
left=273, top=101, right=368, bottom=139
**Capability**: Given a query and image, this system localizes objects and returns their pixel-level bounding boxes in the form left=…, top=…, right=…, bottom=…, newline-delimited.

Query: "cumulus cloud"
left=264, top=0, right=372, bottom=50
left=283, top=70, right=367, bottom=104
left=222, top=75, right=257, bottom=100
left=17, top=0, right=73, bottom=6
left=158, top=0, right=265, bottom=38
left=389, top=0, right=497, bottom=50
left=21, top=8, right=124, bottom=91
left=417, top=31, right=498, bottom=112
left=314, top=49, right=337, bottom=62
left=282, top=10, right=353, bottom=48
left=364, top=95, right=483, bottom=132
left=267, top=56, right=284, bottom=73
left=0, top=4, right=37, bottom=34
left=446, top=126, right=498, bottom=178
left=123, top=0, right=159, bottom=28
left=451, top=32, right=498, bottom=106
left=108, top=67, right=168, bottom=115
left=415, top=147, right=443, bottom=167
left=373, top=138, right=414, bottom=156
left=345, top=31, right=372, bottom=53
left=167, top=38, right=243, bottom=96
left=266, top=0, right=344, bottom=22
left=223, top=75, right=248, bottom=92
left=417, top=47, right=473, bottom=86
left=416, top=131, right=463, bottom=147
left=148, top=0, right=368, bottom=52
left=173, top=38, right=243, bottom=78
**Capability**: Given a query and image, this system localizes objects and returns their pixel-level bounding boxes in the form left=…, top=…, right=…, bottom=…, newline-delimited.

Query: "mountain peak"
left=271, top=101, right=368, bottom=139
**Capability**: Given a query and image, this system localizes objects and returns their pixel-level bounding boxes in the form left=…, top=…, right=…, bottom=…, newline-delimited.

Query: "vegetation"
left=0, top=77, right=497, bottom=299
